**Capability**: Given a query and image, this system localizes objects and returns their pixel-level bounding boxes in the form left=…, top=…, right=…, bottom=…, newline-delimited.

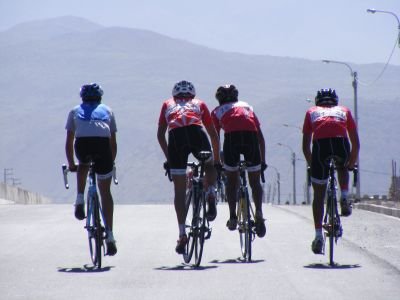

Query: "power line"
left=357, top=35, right=399, bottom=87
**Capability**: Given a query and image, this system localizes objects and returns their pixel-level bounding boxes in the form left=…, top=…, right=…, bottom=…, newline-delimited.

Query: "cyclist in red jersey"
left=211, top=84, right=267, bottom=237
left=157, top=80, right=221, bottom=254
left=302, top=88, right=360, bottom=254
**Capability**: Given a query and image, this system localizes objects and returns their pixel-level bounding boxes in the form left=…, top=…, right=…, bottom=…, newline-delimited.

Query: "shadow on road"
left=57, top=265, right=114, bottom=273
left=304, top=263, right=361, bottom=269
left=210, top=258, right=265, bottom=264
left=154, top=264, right=218, bottom=271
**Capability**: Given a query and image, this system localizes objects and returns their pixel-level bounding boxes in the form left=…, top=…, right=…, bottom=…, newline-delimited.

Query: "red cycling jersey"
left=158, top=98, right=213, bottom=130
left=302, top=105, right=356, bottom=140
left=211, top=101, right=260, bottom=133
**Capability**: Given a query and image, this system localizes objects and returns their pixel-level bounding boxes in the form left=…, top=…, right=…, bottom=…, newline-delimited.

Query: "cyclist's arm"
left=347, top=128, right=360, bottom=169
left=157, top=123, right=169, bottom=160
left=257, top=127, right=266, bottom=164
left=65, top=130, right=77, bottom=170
left=110, top=132, right=117, bottom=162
left=302, top=132, right=312, bottom=166
left=204, top=123, right=220, bottom=164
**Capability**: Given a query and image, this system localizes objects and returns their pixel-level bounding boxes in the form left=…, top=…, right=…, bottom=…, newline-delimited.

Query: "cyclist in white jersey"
left=65, top=83, right=118, bottom=256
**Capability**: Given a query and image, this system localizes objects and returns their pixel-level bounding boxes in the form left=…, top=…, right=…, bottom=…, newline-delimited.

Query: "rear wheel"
left=87, top=194, right=103, bottom=268
left=238, top=189, right=252, bottom=262
left=193, top=193, right=206, bottom=267
left=184, top=189, right=195, bottom=263
left=328, top=194, right=335, bottom=266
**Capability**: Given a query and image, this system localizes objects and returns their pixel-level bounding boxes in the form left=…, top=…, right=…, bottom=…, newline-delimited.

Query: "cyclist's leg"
left=225, top=169, right=240, bottom=218
left=248, top=171, right=262, bottom=211
left=310, top=139, right=330, bottom=253
left=97, top=176, right=113, bottom=230
left=334, top=137, right=352, bottom=216
left=172, top=174, right=187, bottom=226
left=74, top=138, right=91, bottom=220
left=94, top=138, right=117, bottom=255
left=168, top=127, right=191, bottom=253
left=223, top=132, right=240, bottom=228
left=242, top=131, right=263, bottom=214
left=191, top=126, right=217, bottom=221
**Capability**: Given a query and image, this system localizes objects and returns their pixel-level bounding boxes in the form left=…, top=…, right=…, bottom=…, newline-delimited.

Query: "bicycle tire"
left=193, top=192, right=206, bottom=267
left=87, top=194, right=102, bottom=268
left=327, top=191, right=335, bottom=266
left=184, top=189, right=195, bottom=263
left=238, top=188, right=252, bottom=261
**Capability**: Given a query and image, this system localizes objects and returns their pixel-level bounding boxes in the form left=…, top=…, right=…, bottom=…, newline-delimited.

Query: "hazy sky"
left=1, top=0, right=399, bottom=65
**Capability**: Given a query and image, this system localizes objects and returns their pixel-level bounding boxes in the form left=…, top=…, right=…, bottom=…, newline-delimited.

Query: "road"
left=1, top=203, right=399, bottom=300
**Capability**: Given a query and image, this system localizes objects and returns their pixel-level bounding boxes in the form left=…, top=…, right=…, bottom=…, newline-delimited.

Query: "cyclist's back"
left=302, top=88, right=360, bottom=255
left=65, top=83, right=118, bottom=256
left=211, top=84, right=267, bottom=238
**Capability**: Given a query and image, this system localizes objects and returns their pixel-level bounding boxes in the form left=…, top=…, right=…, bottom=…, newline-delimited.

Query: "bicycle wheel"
left=327, top=194, right=335, bottom=266
left=238, top=189, right=252, bottom=261
left=184, top=189, right=195, bottom=263
left=87, top=194, right=103, bottom=268
left=193, top=192, right=206, bottom=267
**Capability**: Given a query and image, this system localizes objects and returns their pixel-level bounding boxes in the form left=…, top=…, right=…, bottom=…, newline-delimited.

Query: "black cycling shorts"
left=311, top=137, right=350, bottom=184
left=168, top=125, right=212, bottom=175
left=223, top=131, right=261, bottom=172
left=74, top=137, right=113, bottom=177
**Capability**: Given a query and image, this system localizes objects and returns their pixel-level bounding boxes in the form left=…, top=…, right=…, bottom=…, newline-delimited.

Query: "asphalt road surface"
left=1, top=203, right=399, bottom=300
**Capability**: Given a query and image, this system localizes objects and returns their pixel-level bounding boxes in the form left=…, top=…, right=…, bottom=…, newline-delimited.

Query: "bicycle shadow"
left=210, top=258, right=265, bottom=264
left=154, top=264, right=218, bottom=271
left=304, top=263, right=361, bottom=269
left=57, top=265, right=114, bottom=273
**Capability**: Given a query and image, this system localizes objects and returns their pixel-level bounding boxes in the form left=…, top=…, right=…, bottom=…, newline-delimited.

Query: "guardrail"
left=0, top=182, right=51, bottom=204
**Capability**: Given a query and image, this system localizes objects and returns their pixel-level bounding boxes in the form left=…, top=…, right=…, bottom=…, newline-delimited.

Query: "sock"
left=341, top=190, right=348, bottom=200
left=75, top=193, right=84, bottom=205
left=315, top=228, right=323, bottom=239
left=179, top=224, right=186, bottom=236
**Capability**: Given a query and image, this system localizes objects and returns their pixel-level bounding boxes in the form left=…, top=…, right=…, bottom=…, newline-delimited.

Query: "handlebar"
left=62, top=164, right=119, bottom=189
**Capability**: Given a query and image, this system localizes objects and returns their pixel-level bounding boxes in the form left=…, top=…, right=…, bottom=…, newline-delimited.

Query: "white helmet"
left=172, top=80, right=196, bottom=97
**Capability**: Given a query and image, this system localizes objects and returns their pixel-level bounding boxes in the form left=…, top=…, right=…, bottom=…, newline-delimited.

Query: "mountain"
left=0, top=16, right=399, bottom=204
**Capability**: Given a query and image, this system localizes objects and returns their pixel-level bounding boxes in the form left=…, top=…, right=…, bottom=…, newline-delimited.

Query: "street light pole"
left=322, top=59, right=361, bottom=201
left=269, top=165, right=281, bottom=205
left=277, top=143, right=296, bottom=205
left=367, top=8, right=400, bottom=48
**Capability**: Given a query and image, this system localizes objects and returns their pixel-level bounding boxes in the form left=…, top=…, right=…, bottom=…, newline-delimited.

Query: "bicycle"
left=322, top=157, right=357, bottom=266
left=236, top=160, right=265, bottom=262
left=164, top=151, right=212, bottom=267
left=62, top=163, right=118, bottom=268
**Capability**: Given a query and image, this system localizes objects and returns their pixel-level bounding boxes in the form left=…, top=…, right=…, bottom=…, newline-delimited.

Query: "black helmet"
left=215, top=84, right=239, bottom=104
left=315, top=88, right=338, bottom=106
left=80, top=83, right=103, bottom=102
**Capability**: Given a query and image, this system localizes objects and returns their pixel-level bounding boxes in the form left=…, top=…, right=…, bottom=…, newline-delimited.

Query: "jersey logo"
left=310, top=107, right=346, bottom=123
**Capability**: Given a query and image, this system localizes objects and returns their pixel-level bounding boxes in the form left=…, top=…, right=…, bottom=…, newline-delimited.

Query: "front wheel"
left=87, top=194, right=103, bottom=268
left=184, top=189, right=195, bottom=263
left=238, top=189, right=252, bottom=262
left=193, top=193, right=206, bottom=267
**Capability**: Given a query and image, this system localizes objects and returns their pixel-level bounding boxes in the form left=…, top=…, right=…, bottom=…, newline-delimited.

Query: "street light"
left=367, top=8, right=400, bottom=48
left=277, top=143, right=296, bottom=205
left=269, top=165, right=281, bottom=205
left=321, top=59, right=361, bottom=201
